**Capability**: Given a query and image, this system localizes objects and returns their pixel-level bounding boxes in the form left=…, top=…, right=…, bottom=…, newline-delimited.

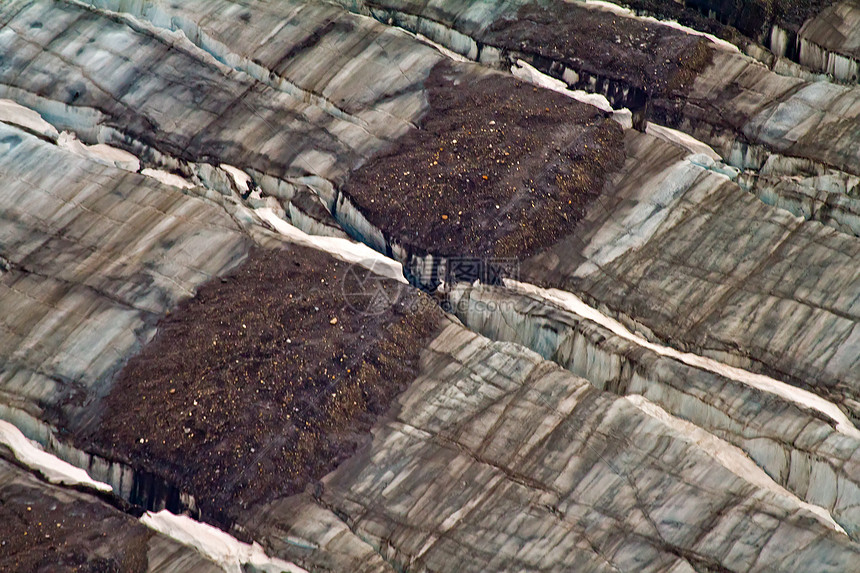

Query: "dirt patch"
left=623, top=0, right=836, bottom=38
left=0, top=460, right=150, bottom=572
left=361, top=0, right=714, bottom=94
left=340, top=60, right=625, bottom=260
left=481, top=1, right=714, bottom=98
left=614, top=0, right=742, bottom=40
left=84, top=246, right=442, bottom=528
left=775, top=0, right=839, bottom=30
left=688, top=0, right=837, bottom=33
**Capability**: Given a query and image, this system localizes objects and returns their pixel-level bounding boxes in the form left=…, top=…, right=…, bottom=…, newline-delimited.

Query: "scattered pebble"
left=340, top=61, right=623, bottom=259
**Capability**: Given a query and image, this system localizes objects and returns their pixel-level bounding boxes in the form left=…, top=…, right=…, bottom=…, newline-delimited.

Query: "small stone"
left=330, top=317, right=338, bottom=325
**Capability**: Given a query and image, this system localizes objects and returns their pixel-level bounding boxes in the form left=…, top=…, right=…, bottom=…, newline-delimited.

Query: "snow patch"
left=141, top=510, right=307, bottom=573
left=655, top=19, right=739, bottom=53
left=0, top=99, right=203, bottom=190
left=646, top=123, right=721, bottom=160
left=0, top=98, right=59, bottom=140
left=220, top=164, right=252, bottom=193
left=511, top=60, right=633, bottom=128
left=627, top=395, right=846, bottom=535
left=506, top=280, right=860, bottom=441
left=57, top=131, right=141, bottom=172
left=414, top=33, right=470, bottom=62
left=0, top=420, right=112, bottom=492
left=140, top=168, right=195, bottom=189
left=256, top=207, right=407, bottom=283
left=581, top=0, right=635, bottom=17
left=579, top=0, right=739, bottom=52
left=645, top=125, right=739, bottom=179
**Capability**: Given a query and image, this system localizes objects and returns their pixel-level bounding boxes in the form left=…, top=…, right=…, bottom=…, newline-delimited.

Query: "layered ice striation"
left=0, top=1, right=859, bottom=570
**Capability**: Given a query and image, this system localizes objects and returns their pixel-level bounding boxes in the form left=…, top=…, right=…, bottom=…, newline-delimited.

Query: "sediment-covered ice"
left=626, top=395, right=846, bottom=535
left=507, top=279, right=860, bottom=440
left=1, top=1, right=859, bottom=569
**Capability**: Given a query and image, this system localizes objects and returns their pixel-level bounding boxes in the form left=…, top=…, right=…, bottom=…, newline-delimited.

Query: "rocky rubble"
left=85, top=245, right=442, bottom=528
left=0, top=457, right=223, bottom=572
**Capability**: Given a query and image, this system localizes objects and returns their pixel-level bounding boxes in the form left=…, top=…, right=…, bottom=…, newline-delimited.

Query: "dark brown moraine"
left=84, top=246, right=443, bottom=528
left=340, top=60, right=626, bottom=260
left=484, top=1, right=714, bottom=97
left=0, top=459, right=151, bottom=572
